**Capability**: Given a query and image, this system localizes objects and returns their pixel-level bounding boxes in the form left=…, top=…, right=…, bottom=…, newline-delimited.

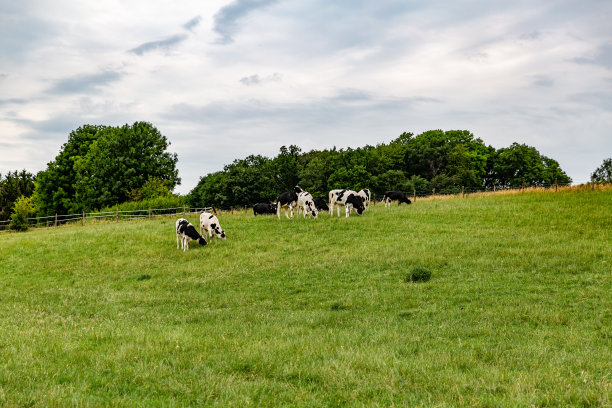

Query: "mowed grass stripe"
left=0, top=187, right=610, bottom=407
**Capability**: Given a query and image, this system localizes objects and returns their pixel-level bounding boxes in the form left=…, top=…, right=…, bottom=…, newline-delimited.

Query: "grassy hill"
left=1, top=186, right=610, bottom=407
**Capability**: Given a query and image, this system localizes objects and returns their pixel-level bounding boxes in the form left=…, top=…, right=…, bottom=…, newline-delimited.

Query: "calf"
left=382, top=190, right=412, bottom=207
left=176, top=218, right=207, bottom=251
left=276, top=185, right=304, bottom=219
left=200, top=212, right=226, bottom=241
left=253, top=203, right=277, bottom=216
left=313, top=197, right=329, bottom=212
left=329, top=189, right=365, bottom=217
left=297, top=191, right=318, bottom=218
left=357, top=188, right=371, bottom=210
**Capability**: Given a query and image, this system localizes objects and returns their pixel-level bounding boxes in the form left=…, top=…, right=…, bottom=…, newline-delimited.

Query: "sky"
left=1, top=0, right=611, bottom=194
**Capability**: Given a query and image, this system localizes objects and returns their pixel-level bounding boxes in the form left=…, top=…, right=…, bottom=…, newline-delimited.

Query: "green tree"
left=33, top=125, right=104, bottom=216
left=128, top=176, right=174, bottom=201
left=492, top=143, right=571, bottom=188
left=0, top=170, right=36, bottom=221
left=74, top=122, right=180, bottom=211
left=591, top=158, right=612, bottom=182
left=9, top=195, right=35, bottom=232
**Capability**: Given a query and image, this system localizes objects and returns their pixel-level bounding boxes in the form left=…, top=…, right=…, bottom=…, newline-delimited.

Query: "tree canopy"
left=0, top=170, right=36, bottom=221
left=33, top=122, right=179, bottom=215
left=189, top=130, right=572, bottom=209
left=591, top=158, right=612, bottom=183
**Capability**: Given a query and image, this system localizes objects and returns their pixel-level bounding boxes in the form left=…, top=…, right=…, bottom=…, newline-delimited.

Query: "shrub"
left=10, top=196, right=35, bottom=232
left=405, top=266, right=432, bottom=283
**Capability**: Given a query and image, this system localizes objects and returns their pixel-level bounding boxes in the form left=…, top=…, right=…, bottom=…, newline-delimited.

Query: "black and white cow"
left=176, top=218, right=207, bottom=251
left=297, top=191, right=318, bottom=218
left=357, top=188, right=371, bottom=210
left=382, top=190, right=412, bottom=207
left=313, top=197, right=329, bottom=212
left=276, top=185, right=304, bottom=219
left=329, top=189, right=365, bottom=217
left=200, top=212, right=226, bottom=241
left=253, top=203, right=277, bottom=216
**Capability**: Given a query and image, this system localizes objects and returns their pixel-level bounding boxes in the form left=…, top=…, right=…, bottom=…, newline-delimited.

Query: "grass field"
left=0, top=187, right=610, bottom=407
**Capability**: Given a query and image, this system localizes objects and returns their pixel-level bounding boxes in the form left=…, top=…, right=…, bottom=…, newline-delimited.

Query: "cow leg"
left=277, top=204, right=281, bottom=220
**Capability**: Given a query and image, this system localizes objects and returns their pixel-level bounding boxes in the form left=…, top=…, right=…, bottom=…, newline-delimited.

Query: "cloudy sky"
left=1, top=0, right=610, bottom=193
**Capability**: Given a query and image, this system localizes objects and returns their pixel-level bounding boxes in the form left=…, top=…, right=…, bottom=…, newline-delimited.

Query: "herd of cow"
left=176, top=187, right=412, bottom=250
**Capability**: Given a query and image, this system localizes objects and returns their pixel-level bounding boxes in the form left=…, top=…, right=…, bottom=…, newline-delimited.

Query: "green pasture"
left=0, top=187, right=610, bottom=407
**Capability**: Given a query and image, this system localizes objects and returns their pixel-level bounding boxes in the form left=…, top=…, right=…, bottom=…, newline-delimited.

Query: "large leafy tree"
left=33, top=122, right=179, bottom=214
left=0, top=170, right=36, bottom=220
left=403, top=130, right=492, bottom=190
left=33, top=125, right=104, bottom=216
left=591, top=158, right=612, bottom=182
left=491, top=143, right=571, bottom=188
left=74, top=122, right=180, bottom=210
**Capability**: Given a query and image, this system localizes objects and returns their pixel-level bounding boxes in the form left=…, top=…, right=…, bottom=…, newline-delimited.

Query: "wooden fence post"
left=82, top=212, right=85, bottom=226
left=462, top=186, right=465, bottom=198
left=55, top=213, right=58, bottom=227
left=373, top=193, right=376, bottom=206
left=433, top=188, right=436, bottom=199
left=148, top=208, right=151, bottom=219
left=413, top=189, right=416, bottom=203
left=116, top=208, right=119, bottom=222
left=522, top=181, right=525, bottom=192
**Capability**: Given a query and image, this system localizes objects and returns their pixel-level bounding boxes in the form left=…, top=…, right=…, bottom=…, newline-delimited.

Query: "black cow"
left=382, top=190, right=412, bottom=206
left=176, top=218, right=207, bottom=251
left=313, top=197, right=329, bottom=212
left=253, top=203, right=277, bottom=216
left=276, top=185, right=304, bottom=219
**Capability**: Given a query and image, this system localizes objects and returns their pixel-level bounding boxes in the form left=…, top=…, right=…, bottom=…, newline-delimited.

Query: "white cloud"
left=1, top=0, right=611, bottom=193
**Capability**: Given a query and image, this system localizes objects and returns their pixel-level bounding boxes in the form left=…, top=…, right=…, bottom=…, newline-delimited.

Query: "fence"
left=0, top=206, right=214, bottom=233
left=1, top=181, right=607, bottom=233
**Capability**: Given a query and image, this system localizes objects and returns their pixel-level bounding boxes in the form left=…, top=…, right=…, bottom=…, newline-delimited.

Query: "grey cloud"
left=129, top=34, right=188, bottom=55
left=571, top=43, right=612, bottom=70
left=0, top=98, right=28, bottom=106
left=239, top=73, right=282, bottom=86
left=213, top=0, right=278, bottom=44
left=531, top=75, right=554, bottom=87
left=183, top=15, right=202, bottom=31
left=163, top=90, right=439, bottom=129
left=46, top=70, right=123, bottom=95
left=569, top=92, right=612, bottom=111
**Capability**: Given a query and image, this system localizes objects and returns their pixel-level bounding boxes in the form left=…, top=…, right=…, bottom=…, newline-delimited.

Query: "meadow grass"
left=0, top=187, right=610, bottom=407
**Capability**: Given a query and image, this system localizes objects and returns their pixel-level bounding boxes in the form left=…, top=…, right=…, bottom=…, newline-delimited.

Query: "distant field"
left=1, top=187, right=610, bottom=407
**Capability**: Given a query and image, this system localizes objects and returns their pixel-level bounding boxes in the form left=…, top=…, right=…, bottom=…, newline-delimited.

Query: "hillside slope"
left=1, top=187, right=610, bottom=407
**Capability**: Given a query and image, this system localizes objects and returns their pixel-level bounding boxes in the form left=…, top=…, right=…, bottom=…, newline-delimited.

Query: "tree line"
left=188, top=130, right=573, bottom=209
left=4, top=122, right=611, bottom=227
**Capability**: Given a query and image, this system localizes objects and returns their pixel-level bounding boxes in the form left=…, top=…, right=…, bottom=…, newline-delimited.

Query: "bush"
left=405, top=266, right=432, bottom=283
left=10, top=196, right=35, bottom=232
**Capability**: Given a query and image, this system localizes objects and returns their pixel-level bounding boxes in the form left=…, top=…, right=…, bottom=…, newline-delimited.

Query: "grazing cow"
left=276, top=185, right=304, bottom=219
left=329, top=189, right=365, bottom=217
left=313, top=197, right=329, bottom=212
left=176, top=218, right=207, bottom=251
left=357, top=188, right=371, bottom=210
left=200, top=212, right=226, bottom=241
left=382, top=190, right=412, bottom=207
left=253, top=203, right=277, bottom=216
left=297, top=191, right=318, bottom=218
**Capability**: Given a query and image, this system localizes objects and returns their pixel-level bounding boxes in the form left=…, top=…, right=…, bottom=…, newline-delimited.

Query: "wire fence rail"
left=0, top=206, right=214, bottom=233
left=1, top=181, right=607, bottom=233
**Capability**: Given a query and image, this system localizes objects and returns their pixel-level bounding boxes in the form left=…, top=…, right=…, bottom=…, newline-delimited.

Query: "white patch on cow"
left=200, top=212, right=226, bottom=241
left=297, top=191, right=318, bottom=218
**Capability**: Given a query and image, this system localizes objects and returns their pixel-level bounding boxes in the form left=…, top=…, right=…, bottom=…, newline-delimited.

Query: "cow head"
left=294, top=185, right=304, bottom=193
left=198, top=237, right=208, bottom=246
left=347, top=195, right=365, bottom=215
left=270, top=203, right=277, bottom=212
